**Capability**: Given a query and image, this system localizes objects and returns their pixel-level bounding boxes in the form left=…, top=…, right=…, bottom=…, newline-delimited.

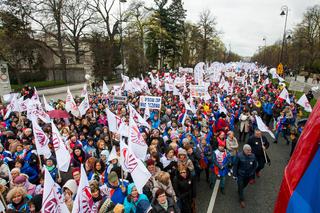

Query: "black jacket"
left=233, top=151, right=258, bottom=178
left=152, top=197, right=180, bottom=213
left=247, top=135, right=269, bottom=158
left=172, top=173, right=195, bottom=213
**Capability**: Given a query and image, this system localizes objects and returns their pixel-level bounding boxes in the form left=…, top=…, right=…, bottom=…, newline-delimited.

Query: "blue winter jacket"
left=106, top=180, right=129, bottom=204
left=263, top=102, right=274, bottom=116
left=20, top=162, right=38, bottom=183
left=123, top=183, right=150, bottom=213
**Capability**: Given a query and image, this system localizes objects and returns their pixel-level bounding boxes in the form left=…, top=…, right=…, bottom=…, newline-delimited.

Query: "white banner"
left=139, top=96, right=162, bottom=110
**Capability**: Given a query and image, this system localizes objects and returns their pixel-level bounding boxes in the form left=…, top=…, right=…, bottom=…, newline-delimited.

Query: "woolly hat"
left=63, top=179, right=78, bottom=195
left=13, top=175, right=27, bottom=184
left=72, top=167, right=80, bottom=175
left=217, top=138, right=226, bottom=147
left=178, top=148, right=187, bottom=156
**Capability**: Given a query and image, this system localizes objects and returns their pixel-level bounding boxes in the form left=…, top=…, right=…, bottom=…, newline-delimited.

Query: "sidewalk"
left=37, top=82, right=85, bottom=96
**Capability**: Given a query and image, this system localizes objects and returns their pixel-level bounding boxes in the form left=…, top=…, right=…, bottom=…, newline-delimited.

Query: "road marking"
left=207, top=179, right=220, bottom=213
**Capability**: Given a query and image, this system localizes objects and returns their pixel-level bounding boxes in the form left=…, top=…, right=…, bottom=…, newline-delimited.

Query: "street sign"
left=289, top=80, right=305, bottom=92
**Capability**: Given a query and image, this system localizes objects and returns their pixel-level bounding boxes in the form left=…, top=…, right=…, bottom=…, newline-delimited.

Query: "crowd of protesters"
left=0, top=63, right=311, bottom=212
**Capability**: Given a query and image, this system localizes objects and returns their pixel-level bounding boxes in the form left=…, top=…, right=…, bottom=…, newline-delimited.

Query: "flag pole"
left=260, top=137, right=268, bottom=164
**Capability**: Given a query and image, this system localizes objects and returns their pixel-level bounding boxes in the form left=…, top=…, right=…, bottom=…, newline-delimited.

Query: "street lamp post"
left=119, top=0, right=126, bottom=74
left=280, top=5, right=288, bottom=64
left=263, top=37, right=267, bottom=65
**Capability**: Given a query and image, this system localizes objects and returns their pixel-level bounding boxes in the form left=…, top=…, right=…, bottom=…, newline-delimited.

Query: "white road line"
left=207, top=179, right=220, bottom=213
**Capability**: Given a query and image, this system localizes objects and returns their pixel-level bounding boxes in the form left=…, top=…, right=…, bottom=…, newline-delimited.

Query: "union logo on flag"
left=122, top=148, right=138, bottom=173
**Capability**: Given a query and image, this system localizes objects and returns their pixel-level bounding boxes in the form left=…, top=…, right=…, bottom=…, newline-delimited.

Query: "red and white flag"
left=4, top=93, right=19, bottom=119
left=32, top=87, right=40, bottom=102
left=42, top=167, right=69, bottom=213
left=279, top=87, right=291, bottom=104
left=65, top=87, right=80, bottom=117
left=255, top=115, right=275, bottom=139
left=32, top=119, right=51, bottom=158
left=51, top=121, right=70, bottom=172
left=42, top=95, right=54, bottom=111
left=72, top=164, right=97, bottom=213
left=18, top=97, right=30, bottom=112
left=129, top=104, right=150, bottom=128
left=216, top=94, right=228, bottom=114
left=79, top=92, right=90, bottom=116
left=106, top=108, right=122, bottom=133
left=128, top=117, right=148, bottom=160
left=120, top=138, right=151, bottom=194
left=297, top=94, right=312, bottom=112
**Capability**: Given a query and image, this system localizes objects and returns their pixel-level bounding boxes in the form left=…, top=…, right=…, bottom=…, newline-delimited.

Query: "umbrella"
left=47, top=110, right=70, bottom=119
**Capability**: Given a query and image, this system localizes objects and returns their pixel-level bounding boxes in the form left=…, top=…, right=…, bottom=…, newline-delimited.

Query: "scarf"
left=46, top=165, right=55, bottom=172
left=159, top=200, right=168, bottom=211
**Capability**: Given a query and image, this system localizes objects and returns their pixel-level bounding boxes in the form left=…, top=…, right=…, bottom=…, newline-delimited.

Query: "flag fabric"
left=279, top=87, right=291, bottom=104
left=297, top=94, right=312, bottom=112
left=79, top=92, right=90, bottom=116
left=216, top=94, right=228, bottom=114
left=72, top=164, right=97, bottom=213
left=102, top=81, right=109, bottom=95
left=106, top=108, right=122, bottom=133
left=255, top=115, right=275, bottom=139
left=43, top=95, right=54, bottom=111
left=263, top=78, right=270, bottom=86
left=120, top=139, right=151, bottom=194
left=129, top=104, right=150, bottom=128
left=27, top=99, right=51, bottom=123
left=65, top=87, right=80, bottom=117
left=18, top=97, right=30, bottom=112
left=4, top=93, right=19, bottom=119
left=51, top=121, right=70, bottom=172
left=128, top=117, right=148, bottom=160
left=274, top=99, right=320, bottom=213
left=80, top=84, right=87, bottom=97
left=144, top=105, right=150, bottom=121
left=42, top=167, right=69, bottom=213
left=32, top=87, right=40, bottom=102
left=32, top=119, right=51, bottom=158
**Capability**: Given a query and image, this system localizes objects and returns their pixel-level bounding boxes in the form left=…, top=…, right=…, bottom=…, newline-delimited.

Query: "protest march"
left=0, top=61, right=317, bottom=213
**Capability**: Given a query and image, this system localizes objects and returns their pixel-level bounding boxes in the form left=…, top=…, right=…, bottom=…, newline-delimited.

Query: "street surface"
left=38, top=78, right=308, bottom=213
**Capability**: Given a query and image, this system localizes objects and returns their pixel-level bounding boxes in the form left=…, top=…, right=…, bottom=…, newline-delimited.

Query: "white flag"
left=32, top=119, right=51, bottom=158
left=129, top=104, right=150, bottom=128
left=102, top=81, right=109, bottom=95
left=255, top=115, right=275, bottom=139
left=52, top=121, right=70, bottom=172
left=297, top=94, right=312, bottom=112
left=4, top=93, right=19, bottom=119
left=42, top=167, right=69, bottom=213
left=216, top=94, right=228, bottom=114
left=32, top=87, right=40, bottom=102
left=263, top=78, right=270, bottom=86
left=279, top=87, right=291, bottom=104
left=65, top=87, right=80, bottom=117
left=80, top=84, right=88, bottom=97
left=144, top=105, right=150, bottom=121
left=128, top=117, right=148, bottom=160
left=72, top=164, right=97, bottom=213
left=106, top=108, right=122, bottom=133
left=120, top=139, right=151, bottom=194
left=78, top=93, right=90, bottom=116
left=43, top=95, right=54, bottom=111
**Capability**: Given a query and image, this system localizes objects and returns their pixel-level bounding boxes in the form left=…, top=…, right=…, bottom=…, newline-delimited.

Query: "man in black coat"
left=233, top=144, right=258, bottom=208
left=247, top=129, right=270, bottom=177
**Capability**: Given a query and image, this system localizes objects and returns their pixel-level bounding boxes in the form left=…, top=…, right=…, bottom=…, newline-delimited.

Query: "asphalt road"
left=195, top=132, right=290, bottom=213
left=42, top=84, right=290, bottom=213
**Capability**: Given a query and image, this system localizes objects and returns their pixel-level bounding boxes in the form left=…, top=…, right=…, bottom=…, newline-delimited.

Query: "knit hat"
left=13, top=175, right=27, bottom=184
left=217, top=138, right=226, bottom=147
left=72, top=167, right=80, bottom=175
left=63, top=179, right=78, bottom=195
left=108, top=171, right=118, bottom=183
left=178, top=148, right=187, bottom=156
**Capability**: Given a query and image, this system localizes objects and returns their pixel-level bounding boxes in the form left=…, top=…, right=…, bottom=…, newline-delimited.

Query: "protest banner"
left=189, top=85, right=208, bottom=97
left=289, top=80, right=305, bottom=92
left=109, top=95, right=128, bottom=103
left=179, top=67, right=193, bottom=73
left=139, top=96, right=162, bottom=109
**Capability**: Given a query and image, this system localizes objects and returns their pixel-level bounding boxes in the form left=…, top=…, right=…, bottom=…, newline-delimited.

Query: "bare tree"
left=198, top=9, right=218, bottom=63
left=87, top=0, right=120, bottom=75
left=62, top=0, right=95, bottom=64
left=27, top=0, right=68, bottom=82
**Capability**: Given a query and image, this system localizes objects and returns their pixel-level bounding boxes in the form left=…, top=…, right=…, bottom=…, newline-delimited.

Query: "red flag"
left=274, top=99, right=320, bottom=212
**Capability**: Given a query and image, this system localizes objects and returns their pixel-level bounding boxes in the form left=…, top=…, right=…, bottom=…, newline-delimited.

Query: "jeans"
left=275, top=129, right=289, bottom=143
left=237, top=176, right=251, bottom=201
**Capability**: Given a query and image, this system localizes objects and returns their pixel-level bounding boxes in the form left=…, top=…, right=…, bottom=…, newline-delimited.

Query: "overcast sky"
left=182, top=0, right=319, bottom=57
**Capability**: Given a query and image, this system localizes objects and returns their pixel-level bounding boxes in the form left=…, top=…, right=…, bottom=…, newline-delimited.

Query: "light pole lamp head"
left=280, top=10, right=286, bottom=16
left=120, top=0, right=127, bottom=3
left=280, top=5, right=288, bottom=16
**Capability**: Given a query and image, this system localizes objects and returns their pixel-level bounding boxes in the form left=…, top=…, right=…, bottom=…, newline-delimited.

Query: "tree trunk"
left=74, top=38, right=80, bottom=64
